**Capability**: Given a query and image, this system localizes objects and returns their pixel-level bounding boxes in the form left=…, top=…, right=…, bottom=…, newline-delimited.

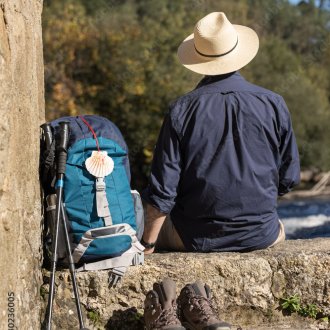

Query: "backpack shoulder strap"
left=40, top=133, right=56, bottom=190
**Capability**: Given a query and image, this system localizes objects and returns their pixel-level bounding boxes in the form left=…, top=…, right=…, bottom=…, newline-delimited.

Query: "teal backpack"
left=40, top=115, right=144, bottom=285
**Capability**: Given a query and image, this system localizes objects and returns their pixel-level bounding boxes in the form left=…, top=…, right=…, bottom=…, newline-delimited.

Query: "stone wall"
left=41, top=239, right=330, bottom=330
left=0, top=0, right=44, bottom=329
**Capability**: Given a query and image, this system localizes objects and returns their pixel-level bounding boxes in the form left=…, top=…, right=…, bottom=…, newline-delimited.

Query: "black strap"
left=194, top=37, right=239, bottom=58
left=41, top=139, right=56, bottom=188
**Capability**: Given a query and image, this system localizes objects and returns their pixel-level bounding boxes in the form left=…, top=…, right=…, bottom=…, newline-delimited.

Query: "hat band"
left=194, top=37, right=239, bottom=58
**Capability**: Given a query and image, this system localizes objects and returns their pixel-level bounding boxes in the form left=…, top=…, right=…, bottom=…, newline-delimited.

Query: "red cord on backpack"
left=79, top=115, right=101, bottom=152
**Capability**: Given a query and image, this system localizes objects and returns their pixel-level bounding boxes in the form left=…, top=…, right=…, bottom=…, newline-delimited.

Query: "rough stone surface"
left=41, top=239, right=330, bottom=329
left=0, top=0, right=44, bottom=329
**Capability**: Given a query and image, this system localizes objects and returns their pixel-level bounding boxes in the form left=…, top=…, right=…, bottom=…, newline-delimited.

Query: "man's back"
left=143, top=72, right=300, bottom=252
left=141, top=12, right=300, bottom=255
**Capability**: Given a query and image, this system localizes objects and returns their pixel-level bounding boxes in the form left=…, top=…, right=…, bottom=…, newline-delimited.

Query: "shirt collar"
left=195, top=71, right=245, bottom=89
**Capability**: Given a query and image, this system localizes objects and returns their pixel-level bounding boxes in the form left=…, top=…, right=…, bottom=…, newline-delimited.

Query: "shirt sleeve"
left=142, top=113, right=182, bottom=214
left=278, top=99, right=301, bottom=196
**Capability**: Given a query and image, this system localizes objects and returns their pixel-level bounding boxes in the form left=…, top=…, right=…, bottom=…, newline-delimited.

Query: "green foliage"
left=87, top=309, right=101, bottom=325
left=39, top=286, right=48, bottom=299
left=281, top=294, right=301, bottom=314
left=299, top=303, right=320, bottom=318
left=43, top=0, right=330, bottom=189
left=281, top=294, right=329, bottom=321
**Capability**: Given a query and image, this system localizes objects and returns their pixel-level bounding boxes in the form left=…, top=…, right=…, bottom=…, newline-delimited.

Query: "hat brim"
left=177, top=25, right=259, bottom=75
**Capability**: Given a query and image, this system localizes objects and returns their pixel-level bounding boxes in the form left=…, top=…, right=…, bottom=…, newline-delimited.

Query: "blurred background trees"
left=43, top=0, right=330, bottom=189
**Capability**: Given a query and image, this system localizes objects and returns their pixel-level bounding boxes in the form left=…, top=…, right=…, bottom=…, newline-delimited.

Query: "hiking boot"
left=144, top=278, right=185, bottom=330
left=177, top=280, right=231, bottom=330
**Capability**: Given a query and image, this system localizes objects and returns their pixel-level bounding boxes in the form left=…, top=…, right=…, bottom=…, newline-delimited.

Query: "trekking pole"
left=41, top=123, right=53, bottom=150
left=60, top=199, right=88, bottom=330
left=46, top=121, right=88, bottom=330
left=46, top=121, right=69, bottom=330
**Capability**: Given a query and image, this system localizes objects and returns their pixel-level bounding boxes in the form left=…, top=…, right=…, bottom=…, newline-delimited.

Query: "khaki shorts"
left=156, top=216, right=186, bottom=251
left=268, top=219, right=286, bottom=247
left=156, top=216, right=286, bottom=251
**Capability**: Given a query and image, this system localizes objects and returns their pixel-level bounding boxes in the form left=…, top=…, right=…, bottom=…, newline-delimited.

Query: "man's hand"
left=141, top=204, right=167, bottom=255
left=143, top=246, right=155, bottom=255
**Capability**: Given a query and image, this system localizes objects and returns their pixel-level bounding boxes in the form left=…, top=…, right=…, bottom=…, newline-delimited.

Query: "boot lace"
left=188, top=296, right=216, bottom=323
left=151, top=305, right=179, bottom=329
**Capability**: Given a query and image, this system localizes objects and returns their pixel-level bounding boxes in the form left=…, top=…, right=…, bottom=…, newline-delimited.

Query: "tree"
left=43, top=0, right=330, bottom=189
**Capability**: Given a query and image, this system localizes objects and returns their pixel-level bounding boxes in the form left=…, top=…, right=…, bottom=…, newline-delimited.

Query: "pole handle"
left=57, top=121, right=70, bottom=175
left=41, top=123, right=53, bottom=150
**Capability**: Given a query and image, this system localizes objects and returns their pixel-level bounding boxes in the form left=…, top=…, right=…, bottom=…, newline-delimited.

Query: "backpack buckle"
left=96, top=177, right=106, bottom=191
left=132, top=252, right=144, bottom=266
left=108, top=267, right=126, bottom=288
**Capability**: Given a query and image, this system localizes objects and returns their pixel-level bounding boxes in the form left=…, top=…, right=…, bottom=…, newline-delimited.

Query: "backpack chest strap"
left=96, top=177, right=113, bottom=226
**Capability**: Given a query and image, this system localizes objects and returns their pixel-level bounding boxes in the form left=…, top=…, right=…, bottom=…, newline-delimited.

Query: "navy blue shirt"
left=142, top=72, right=300, bottom=252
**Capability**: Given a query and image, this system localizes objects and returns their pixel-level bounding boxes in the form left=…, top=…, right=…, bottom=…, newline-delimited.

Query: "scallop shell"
left=85, top=151, right=114, bottom=178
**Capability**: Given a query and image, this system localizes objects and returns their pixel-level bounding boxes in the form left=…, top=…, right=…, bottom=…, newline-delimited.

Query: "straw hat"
left=178, top=12, right=259, bottom=75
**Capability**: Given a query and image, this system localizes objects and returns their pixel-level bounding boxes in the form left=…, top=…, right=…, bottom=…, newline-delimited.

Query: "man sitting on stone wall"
left=141, top=12, right=300, bottom=255
left=141, top=12, right=300, bottom=330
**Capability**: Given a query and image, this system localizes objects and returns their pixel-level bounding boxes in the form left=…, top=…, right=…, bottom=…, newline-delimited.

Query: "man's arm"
left=141, top=113, right=182, bottom=254
left=141, top=204, right=167, bottom=254
left=278, top=99, right=300, bottom=196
